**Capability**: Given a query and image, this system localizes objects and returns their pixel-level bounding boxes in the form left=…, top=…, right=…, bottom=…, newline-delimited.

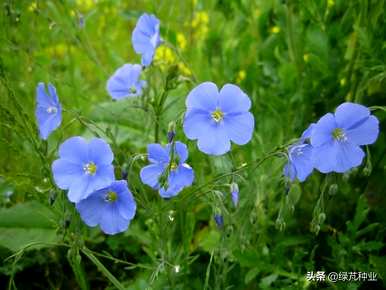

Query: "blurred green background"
left=0, top=0, right=385, bottom=289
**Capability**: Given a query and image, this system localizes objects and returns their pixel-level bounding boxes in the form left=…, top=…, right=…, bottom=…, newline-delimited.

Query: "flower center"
left=211, top=109, right=224, bottom=122
left=83, top=162, right=97, bottom=175
left=46, top=106, right=57, bottom=114
left=332, top=128, right=347, bottom=141
left=294, top=148, right=303, bottom=156
left=129, top=86, right=137, bottom=94
left=170, top=162, right=178, bottom=171
left=105, top=191, right=118, bottom=203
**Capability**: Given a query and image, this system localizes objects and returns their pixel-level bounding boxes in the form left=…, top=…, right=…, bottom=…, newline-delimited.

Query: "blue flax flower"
left=76, top=180, right=136, bottom=235
left=311, top=102, right=379, bottom=173
left=132, top=13, right=161, bottom=67
left=52, top=136, right=115, bottom=203
left=106, top=64, right=146, bottom=100
left=140, top=141, right=194, bottom=198
left=183, top=82, right=254, bottom=155
left=284, top=124, right=315, bottom=182
left=35, top=82, right=62, bottom=140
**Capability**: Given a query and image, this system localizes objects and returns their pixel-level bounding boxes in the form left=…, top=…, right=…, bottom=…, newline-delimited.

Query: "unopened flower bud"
left=48, top=190, right=57, bottom=206
left=230, top=182, right=239, bottom=207
left=318, top=212, right=326, bottom=224
left=328, top=184, right=338, bottom=196
left=214, top=214, right=224, bottom=228
left=121, top=169, right=128, bottom=180
left=167, top=121, right=176, bottom=143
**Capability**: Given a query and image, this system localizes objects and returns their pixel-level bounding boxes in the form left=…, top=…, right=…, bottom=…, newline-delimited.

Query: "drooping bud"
left=121, top=169, right=128, bottom=180
left=214, top=214, right=224, bottom=228
left=318, top=212, right=326, bottom=224
left=48, top=190, right=57, bottom=206
left=328, top=184, right=338, bottom=196
left=167, top=121, right=176, bottom=143
left=230, top=182, right=239, bottom=207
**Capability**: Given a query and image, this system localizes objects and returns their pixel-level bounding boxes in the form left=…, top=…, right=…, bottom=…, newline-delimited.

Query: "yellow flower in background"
left=154, top=45, right=176, bottom=69
left=178, top=62, right=192, bottom=76
left=44, top=44, right=76, bottom=58
left=28, top=2, right=37, bottom=12
left=303, top=53, right=310, bottom=62
left=327, top=0, right=335, bottom=8
left=177, top=33, right=187, bottom=50
left=76, top=0, right=96, bottom=11
left=270, top=26, right=280, bottom=34
left=340, top=78, right=346, bottom=87
left=236, top=70, right=246, bottom=84
left=191, top=11, right=209, bottom=40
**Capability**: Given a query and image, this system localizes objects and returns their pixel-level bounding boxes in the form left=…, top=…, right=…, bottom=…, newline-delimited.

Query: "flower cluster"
left=284, top=102, right=379, bottom=182
left=140, top=142, right=194, bottom=198
left=106, top=13, right=161, bottom=101
left=52, top=136, right=136, bottom=235
left=34, top=10, right=381, bottom=236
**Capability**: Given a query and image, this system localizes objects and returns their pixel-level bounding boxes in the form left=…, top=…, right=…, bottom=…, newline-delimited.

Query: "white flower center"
left=211, top=109, right=224, bottom=122
left=46, top=106, right=58, bottom=114
left=83, top=162, right=97, bottom=175
left=332, top=128, right=347, bottom=142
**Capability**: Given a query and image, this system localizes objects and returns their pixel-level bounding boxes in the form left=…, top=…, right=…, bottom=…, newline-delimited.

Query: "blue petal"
left=99, top=204, right=130, bottom=235
left=300, top=123, right=315, bottom=141
left=183, top=109, right=213, bottom=140
left=52, top=159, right=83, bottom=189
left=159, top=185, right=183, bottom=198
left=140, top=164, right=164, bottom=188
left=334, top=142, right=365, bottom=172
left=346, top=115, right=379, bottom=145
left=218, top=84, right=251, bottom=113
left=36, top=111, right=62, bottom=140
left=141, top=51, right=154, bottom=67
left=132, top=14, right=160, bottom=67
left=147, top=143, right=169, bottom=163
left=76, top=190, right=105, bottom=227
left=35, top=83, right=62, bottom=140
left=59, top=136, right=89, bottom=164
left=291, top=145, right=313, bottom=182
left=106, top=64, right=143, bottom=100
left=168, top=141, right=188, bottom=163
left=335, top=102, right=370, bottom=130
left=312, top=141, right=365, bottom=173
left=36, top=82, right=52, bottom=107
left=89, top=138, right=114, bottom=166
left=223, top=112, right=254, bottom=145
left=186, top=82, right=218, bottom=111
left=89, top=164, right=115, bottom=193
left=197, top=122, right=231, bottom=155
left=67, top=175, right=91, bottom=202
left=169, top=164, right=194, bottom=188
left=112, top=180, right=136, bottom=220
left=310, top=113, right=336, bottom=147
left=283, top=162, right=296, bottom=181
left=47, top=83, right=59, bottom=104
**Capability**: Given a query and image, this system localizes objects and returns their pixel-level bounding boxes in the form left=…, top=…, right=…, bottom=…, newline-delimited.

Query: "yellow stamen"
left=83, top=162, right=97, bottom=175
left=211, top=109, right=224, bottom=122
left=105, top=191, right=118, bottom=202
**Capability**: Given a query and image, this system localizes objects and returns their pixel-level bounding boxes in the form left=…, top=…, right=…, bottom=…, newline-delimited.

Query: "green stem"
left=82, top=247, right=126, bottom=290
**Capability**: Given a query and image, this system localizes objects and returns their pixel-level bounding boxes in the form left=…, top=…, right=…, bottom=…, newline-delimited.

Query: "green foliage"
left=0, top=0, right=385, bottom=289
left=0, top=201, right=59, bottom=252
